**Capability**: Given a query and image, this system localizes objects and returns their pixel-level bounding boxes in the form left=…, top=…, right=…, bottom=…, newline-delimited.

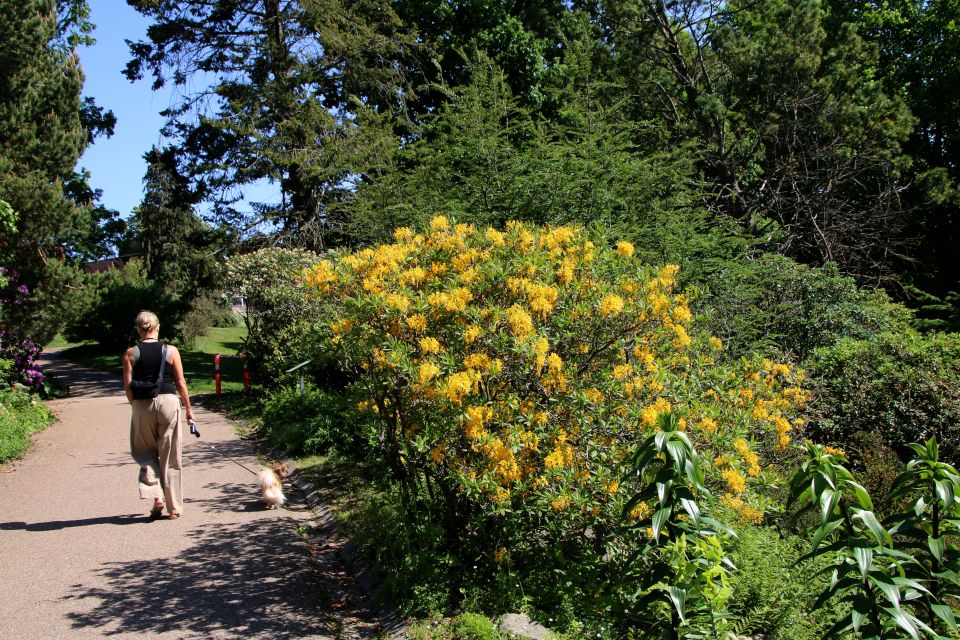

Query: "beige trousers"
left=130, top=394, right=183, bottom=515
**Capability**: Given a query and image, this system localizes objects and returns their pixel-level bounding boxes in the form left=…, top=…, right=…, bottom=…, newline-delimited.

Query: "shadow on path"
left=0, top=514, right=146, bottom=531
left=62, top=518, right=331, bottom=639
left=38, top=347, right=124, bottom=399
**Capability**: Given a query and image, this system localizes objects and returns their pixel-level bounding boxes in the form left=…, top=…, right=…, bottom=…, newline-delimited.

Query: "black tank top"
left=132, top=341, right=177, bottom=396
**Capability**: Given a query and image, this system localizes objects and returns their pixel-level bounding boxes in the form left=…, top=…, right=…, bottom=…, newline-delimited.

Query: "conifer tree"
left=133, top=147, right=215, bottom=296
left=0, top=0, right=91, bottom=342
left=600, top=0, right=915, bottom=281
left=125, top=0, right=420, bottom=250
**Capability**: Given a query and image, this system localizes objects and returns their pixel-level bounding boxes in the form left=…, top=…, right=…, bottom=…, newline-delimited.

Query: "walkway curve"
left=0, top=348, right=331, bottom=640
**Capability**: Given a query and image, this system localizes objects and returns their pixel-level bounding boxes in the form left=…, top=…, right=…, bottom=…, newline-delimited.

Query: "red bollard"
left=215, top=354, right=221, bottom=395
left=243, top=355, right=249, bottom=390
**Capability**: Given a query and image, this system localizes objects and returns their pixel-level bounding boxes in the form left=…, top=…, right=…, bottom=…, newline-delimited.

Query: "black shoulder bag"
left=130, top=343, right=168, bottom=400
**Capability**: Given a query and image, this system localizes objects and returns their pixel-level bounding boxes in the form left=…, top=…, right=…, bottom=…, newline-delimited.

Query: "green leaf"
left=888, top=469, right=921, bottom=498
left=652, top=507, right=672, bottom=544
left=855, top=511, right=892, bottom=547
left=812, top=517, right=844, bottom=551
left=891, top=577, right=931, bottom=596
left=851, top=595, right=871, bottom=632
left=679, top=497, right=701, bottom=527
left=929, top=536, right=946, bottom=563
left=879, top=607, right=923, bottom=640
left=821, top=488, right=840, bottom=523
left=698, top=516, right=737, bottom=538
left=847, top=481, right=874, bottom=511
left=668, top=586, right=686, bottom=623
left=654, top=430, right=671, bottom=453
left=931, top=604, right=957, bottom=631
left=852, top=542, right=875, bottom=581
left=665, top=441, right=687, bottom=468
left=869, top=574, right=901, bottom=611
left=936, top=480, right=956, bottom=507
left=905, top=443, right=929, bottom=460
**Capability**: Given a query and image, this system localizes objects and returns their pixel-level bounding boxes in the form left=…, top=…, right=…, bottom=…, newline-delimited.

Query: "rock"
left=498, top=614, right=553, bottom=640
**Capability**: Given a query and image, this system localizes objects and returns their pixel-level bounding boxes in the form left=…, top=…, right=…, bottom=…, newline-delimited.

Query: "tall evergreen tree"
left=599, top=0, right=915, bottom=281
left=826, top=0, right=960, bottom=296
left=133, top=147, right=216, bottom=296
left=125, top=0, right=420, bottom=250
left=0, top=0, right=92, bottom=342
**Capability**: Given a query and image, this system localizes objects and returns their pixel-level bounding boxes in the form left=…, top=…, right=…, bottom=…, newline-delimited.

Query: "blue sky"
left=78, top=1, right=277, bottom=221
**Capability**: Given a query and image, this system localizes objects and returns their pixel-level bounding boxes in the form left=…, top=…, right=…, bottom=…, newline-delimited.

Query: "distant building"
left=83, top=239, right=143, bottom=274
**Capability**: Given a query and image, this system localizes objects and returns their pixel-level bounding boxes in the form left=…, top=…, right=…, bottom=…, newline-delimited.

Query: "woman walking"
left=122, top=311, right=194, bottom=519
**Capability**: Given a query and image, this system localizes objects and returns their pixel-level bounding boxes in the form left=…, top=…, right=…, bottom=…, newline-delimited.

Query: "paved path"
left=0, top=348, right=332, bottom=640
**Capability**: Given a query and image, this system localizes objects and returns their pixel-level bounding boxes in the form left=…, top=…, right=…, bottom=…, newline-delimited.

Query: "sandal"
left=168, top=513, right=180, bottom=520
left=149, top=504, right=164, bottom=519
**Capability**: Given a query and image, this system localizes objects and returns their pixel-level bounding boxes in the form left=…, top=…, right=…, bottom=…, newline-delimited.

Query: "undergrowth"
left=0, top=388, right=56, bottom=463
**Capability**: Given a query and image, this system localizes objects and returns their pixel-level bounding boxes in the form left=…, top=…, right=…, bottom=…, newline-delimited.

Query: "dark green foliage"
left=909, top=288, right=960, bottom=334
left=849, top=432, right=910, bottom=522
left=62, top=260, right=183, bottom=349
left=345, top=53, right=711, bottom=269
left=394, top=0, right=570, bottom=112
left=700, top=254, right=908, bottom=361
left=221, top=248, right=325, bottom=385
left=258, top=386, right=365, bottom=458
left=178, top=293, right=234, bottom=346
left=132, top=147, right=212, bottom=294
left=826, top=0, right=960, bottom=297
left=617, top=413, right=737, bottom=639
left=804, top=330, right=960, bottom=465
left=0, top=0, right=91, bottom=343
left=601, top=0, right=914, bottom=281
left=0, top=388, right=56, bottom=463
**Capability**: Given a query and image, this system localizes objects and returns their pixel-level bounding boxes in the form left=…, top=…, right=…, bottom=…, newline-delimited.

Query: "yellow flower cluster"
left=599, top=294, right=625, bottom=316
left=308, top=217, right=804, bottom=538
left=721, top=494, right=763, bottom=524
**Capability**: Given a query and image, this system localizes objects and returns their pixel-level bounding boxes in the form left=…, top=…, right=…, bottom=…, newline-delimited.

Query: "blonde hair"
left=134, top=311, right=160, bottom=336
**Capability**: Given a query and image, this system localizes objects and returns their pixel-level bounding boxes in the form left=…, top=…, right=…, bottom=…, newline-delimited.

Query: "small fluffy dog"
left=257, top=468, right=286, bottom=509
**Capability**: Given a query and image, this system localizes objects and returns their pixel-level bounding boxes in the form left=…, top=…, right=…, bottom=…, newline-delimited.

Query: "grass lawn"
left=48, top=326, right=251, bottom=395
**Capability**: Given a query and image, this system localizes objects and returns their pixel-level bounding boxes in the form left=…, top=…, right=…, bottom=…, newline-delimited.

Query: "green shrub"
left=452, top=613, right=501, bottom=640
left=221, top=248, right=327, bottom=386
left=63, top=259, right=184, bottom=348
left=178, top=293, right=234, bottom=345
left=699, top=255, right=908, bottom=362
left=408, top=614, right=502, bottom=640
left=0, top=388, right=55, bottom=463
left=258, top=386, right=366, bottom=458
left=787, top=439, right=960, bottom=639
left=804, top=329, right=960, bottom=465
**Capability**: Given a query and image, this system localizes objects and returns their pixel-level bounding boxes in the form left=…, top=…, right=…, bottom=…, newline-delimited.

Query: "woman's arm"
left=122, top=347, right=135, bottom=404
left=168, top=346, right=195, bottom=422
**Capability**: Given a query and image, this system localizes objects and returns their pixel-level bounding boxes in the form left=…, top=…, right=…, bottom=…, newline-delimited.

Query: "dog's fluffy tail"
left=257, top=468, right=286, bottom=508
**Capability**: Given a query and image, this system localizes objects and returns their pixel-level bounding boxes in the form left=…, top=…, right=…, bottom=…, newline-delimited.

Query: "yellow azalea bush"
left=303, top=218, right=806, bottom=540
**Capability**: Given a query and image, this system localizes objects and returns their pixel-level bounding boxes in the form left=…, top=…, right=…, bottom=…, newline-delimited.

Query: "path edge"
left=194, top=395, right=407, bottom=640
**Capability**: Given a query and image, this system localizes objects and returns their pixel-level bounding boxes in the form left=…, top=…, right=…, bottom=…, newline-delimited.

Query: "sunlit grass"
left=47, top=325, right=251, bottom=396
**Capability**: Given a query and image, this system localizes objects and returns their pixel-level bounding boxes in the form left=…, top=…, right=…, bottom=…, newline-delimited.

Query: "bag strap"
left=158, top=343, right=168, bottom=383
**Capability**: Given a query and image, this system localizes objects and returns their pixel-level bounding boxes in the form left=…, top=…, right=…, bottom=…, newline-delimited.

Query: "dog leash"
left=188, top=420, right=260, bottom=477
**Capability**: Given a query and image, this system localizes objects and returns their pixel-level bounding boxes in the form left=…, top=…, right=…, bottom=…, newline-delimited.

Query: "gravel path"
left=0, top=348, right=332, bottom=640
